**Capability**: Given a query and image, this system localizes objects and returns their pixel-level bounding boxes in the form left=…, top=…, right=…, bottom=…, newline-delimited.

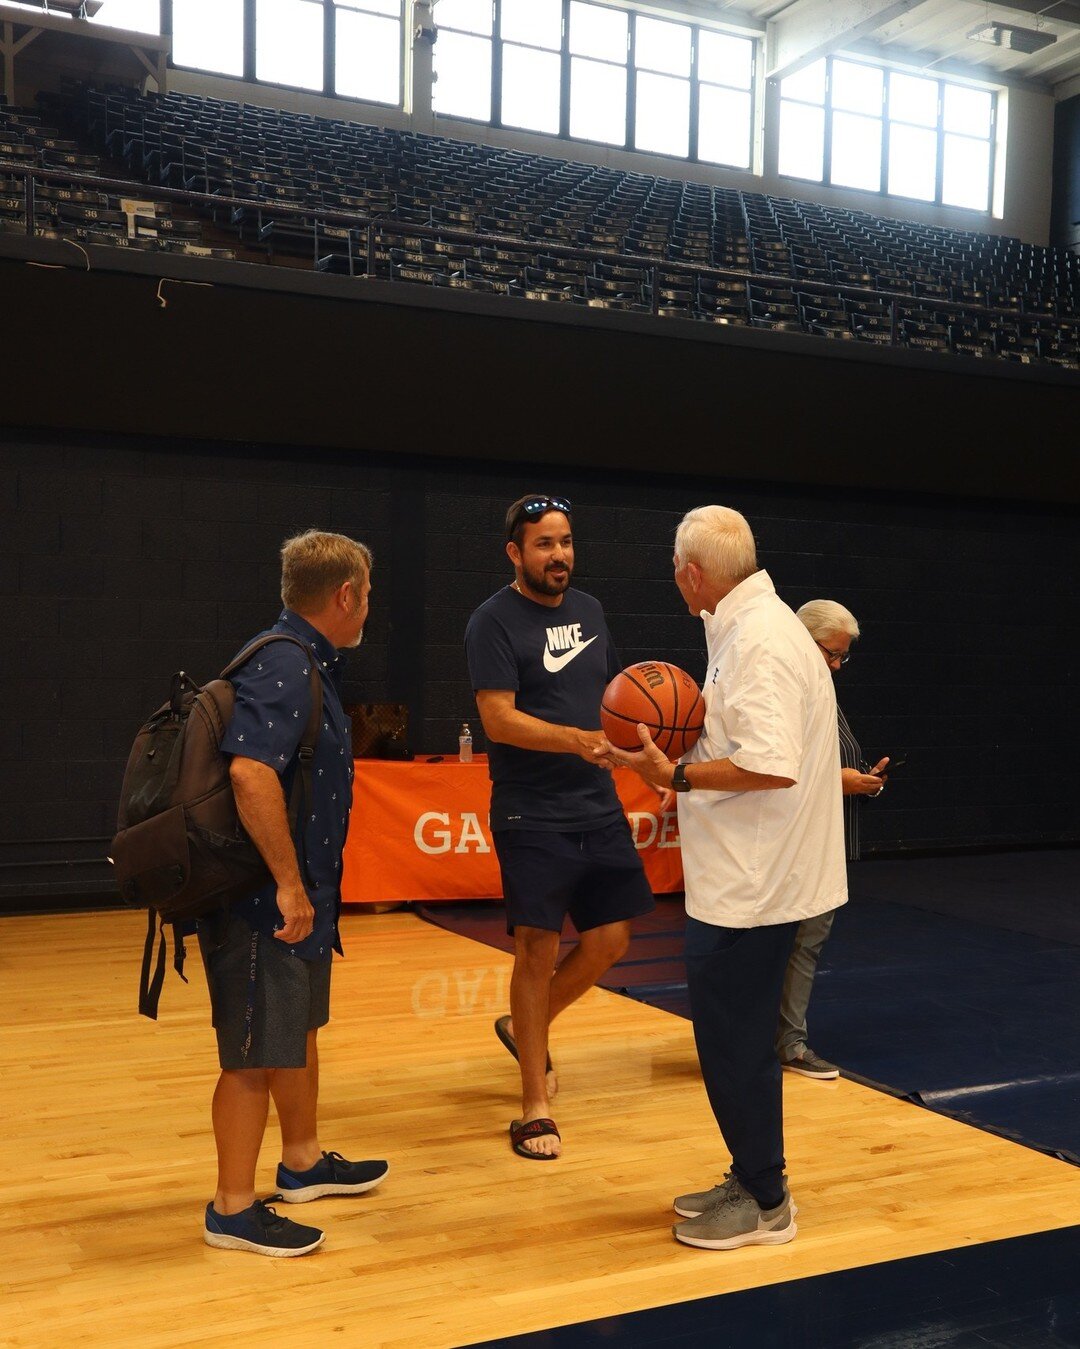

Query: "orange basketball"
left=601, top=662, right=705, bottom=758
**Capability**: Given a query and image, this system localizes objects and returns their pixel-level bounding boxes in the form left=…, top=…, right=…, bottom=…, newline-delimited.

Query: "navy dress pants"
left=684, top=915, right=799, bottom=1209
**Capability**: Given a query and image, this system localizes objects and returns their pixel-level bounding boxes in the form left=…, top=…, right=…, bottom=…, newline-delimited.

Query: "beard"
left=522, top=558, right=572, bottom=596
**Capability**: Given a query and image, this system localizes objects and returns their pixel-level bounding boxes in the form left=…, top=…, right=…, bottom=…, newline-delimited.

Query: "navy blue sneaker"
left=276, top=1150, right=389, bottom=1203
left=203, top=1199, right=325, bottom=1256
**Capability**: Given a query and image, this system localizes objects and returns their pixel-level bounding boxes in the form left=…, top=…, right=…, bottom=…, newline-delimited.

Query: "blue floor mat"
left=800, top=895, right=1080, bottom=1163
left=472, top=1225, right=1080, bottom=1348
left=852, top=849, right=1080, bottom=945
left=416, top=850, right=1080, bottom=1164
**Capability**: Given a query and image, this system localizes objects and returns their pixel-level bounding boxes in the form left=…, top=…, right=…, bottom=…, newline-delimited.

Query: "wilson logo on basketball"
left=601, top=661, right=706, bottom=758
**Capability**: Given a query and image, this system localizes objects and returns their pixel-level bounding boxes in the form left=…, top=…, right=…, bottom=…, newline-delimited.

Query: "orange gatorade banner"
left=342, top=755, right=683, bottom=903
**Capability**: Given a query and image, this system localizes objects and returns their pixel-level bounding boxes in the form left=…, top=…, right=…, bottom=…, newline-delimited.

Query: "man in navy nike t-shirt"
left=465, top=494, right=655, bottom=1160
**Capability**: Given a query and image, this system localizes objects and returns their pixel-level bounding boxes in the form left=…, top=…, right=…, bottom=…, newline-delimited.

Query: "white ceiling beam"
left=766, top=0, right=937, bottom=80
left=844, top=36, right=1052, bottom=90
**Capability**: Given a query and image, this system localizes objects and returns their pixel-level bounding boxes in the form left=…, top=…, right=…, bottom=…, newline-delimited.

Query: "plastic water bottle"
left=458, top=722, right=473, bottom=763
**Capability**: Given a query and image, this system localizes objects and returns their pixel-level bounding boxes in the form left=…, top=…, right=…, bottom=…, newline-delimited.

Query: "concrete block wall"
left=1, top=428, right=1077, bottom=899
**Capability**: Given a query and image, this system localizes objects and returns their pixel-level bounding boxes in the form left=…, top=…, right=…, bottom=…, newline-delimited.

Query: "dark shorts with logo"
left=197, top=910, right=331, bottom=1070
left=493, top=818, right=655, bottom=936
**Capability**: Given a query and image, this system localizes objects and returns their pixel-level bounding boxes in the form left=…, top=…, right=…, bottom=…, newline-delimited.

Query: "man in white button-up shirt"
left=613, top=505, right=846, bottom=1251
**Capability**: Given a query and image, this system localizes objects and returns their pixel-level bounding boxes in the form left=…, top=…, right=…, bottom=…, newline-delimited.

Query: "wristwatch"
left=671, top=763, right=692, bottom=793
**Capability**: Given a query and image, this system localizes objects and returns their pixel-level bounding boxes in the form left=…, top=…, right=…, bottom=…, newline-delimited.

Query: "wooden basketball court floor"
left=4, top=907, right=1080, bottom=1349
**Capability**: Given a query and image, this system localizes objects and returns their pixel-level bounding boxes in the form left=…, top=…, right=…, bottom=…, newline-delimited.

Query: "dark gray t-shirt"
left=465, top=585, right=623, bottom=832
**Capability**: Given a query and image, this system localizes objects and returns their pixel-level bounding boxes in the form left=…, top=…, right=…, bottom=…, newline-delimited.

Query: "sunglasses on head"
left=508, top=495, right=572, bottom=537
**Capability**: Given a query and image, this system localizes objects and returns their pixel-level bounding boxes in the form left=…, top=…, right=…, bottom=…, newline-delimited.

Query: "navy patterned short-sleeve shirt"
left=220, top=609, right=354, bottom=962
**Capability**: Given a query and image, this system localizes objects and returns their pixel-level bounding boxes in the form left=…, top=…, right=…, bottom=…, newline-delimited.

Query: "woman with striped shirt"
left=775, top=600, right=890, bottom=1080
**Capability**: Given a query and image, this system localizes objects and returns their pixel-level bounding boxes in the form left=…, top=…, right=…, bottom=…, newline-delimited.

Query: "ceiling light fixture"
left=967, top=21, right=1058, bottom=53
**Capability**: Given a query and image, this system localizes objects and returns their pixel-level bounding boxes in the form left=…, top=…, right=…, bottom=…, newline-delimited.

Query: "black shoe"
left=276, top=1151, right=389, bottom=1202
left=204, top=1199, right=325, bottom=1256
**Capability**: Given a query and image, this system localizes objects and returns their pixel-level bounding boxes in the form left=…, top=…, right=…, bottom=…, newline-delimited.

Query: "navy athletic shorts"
left=493, top=818, right=655, bottom=936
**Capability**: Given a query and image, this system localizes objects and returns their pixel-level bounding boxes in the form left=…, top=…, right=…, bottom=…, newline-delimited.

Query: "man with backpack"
left=200, top=529, right=388, bottom=1257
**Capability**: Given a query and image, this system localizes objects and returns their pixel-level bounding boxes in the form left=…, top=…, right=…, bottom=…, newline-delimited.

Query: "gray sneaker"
left=673, top=1179, right=796, bottom=1250
left=673, top=1172, right=739, bottom=1218
left=674, top=1172, right=797, bottom=1220
left=783, top=1048, right=839, bottom=1079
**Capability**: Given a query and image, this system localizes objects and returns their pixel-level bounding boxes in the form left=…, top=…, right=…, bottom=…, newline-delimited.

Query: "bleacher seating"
left=0, top=99, right=233, bottom=259
left=0, top=84, right=1076, bottom=371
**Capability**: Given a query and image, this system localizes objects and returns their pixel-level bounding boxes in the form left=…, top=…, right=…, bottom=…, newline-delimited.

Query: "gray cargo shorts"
left=197, top=910, right=331, bottom=1070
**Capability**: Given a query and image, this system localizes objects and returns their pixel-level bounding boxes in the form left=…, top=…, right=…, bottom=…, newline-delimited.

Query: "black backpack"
left=110, top=634, right=322, bottom=1019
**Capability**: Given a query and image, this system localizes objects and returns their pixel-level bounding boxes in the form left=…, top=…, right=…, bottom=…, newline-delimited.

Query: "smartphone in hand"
left=869, top=755, right=906, bottom=776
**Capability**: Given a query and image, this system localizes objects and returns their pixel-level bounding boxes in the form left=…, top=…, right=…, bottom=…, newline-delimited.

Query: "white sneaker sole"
left=276, top=1163, right=389, bottom=1203
left=783, top=1062, right=839, bottom=1079
left=674, top=1219, right=797, bottom=1250
left=203, top=1229, right=325, bottom=1256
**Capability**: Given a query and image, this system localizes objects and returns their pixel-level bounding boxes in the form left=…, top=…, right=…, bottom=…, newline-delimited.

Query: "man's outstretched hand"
left=607, top=723, right=674, bottom=791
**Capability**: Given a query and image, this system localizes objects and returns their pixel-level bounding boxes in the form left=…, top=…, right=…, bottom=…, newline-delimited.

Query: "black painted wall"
left=1051, top=94, right=1080, bottom=252
left=2, top=242, right=1078, bottom=511
left=2, top=425, right=1078, bottom=903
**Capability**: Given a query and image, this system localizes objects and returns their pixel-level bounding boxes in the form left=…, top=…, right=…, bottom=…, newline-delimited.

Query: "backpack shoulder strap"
left=219, top=632, right=324, bottom=759
left=219, top=632, right=310, bottom=681
left=138, top=909, right=168, bottom=1021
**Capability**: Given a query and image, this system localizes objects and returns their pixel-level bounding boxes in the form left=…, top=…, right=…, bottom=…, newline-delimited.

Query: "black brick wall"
left=2, top=429, right=1078, bottom=899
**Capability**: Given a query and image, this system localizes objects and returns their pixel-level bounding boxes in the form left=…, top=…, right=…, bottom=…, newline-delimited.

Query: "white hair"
left=796, top=600, right=860, bottom=642
left=674, top=505, right=757, bottom=584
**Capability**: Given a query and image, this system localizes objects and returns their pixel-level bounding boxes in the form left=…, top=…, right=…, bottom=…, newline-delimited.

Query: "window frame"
left=433, top=0, right=756, bottom=171
left=631, top=12, right=691, bottom=160
left=498, top=0, right=563, bottom=134
left=84, top=0, right=163, bottom=36
left=778, top=54, right=996, bottom=214
left=695, top=28, right=756, bottom=171
left=162, top=0, right=406, bottom=109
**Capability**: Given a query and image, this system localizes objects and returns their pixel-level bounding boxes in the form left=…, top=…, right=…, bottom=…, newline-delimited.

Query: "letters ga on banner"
left=342, top=759, right=684, bottom=904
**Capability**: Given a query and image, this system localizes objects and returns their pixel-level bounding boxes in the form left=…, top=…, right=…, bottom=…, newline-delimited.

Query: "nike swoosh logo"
left=543, top=635, right=598, bottom=673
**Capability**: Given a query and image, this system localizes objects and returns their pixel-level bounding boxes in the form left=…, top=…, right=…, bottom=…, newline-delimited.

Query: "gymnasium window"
left=500, top=0, right=562, bottom=136
left=697, top=30, right=753, bottom=170
left=779, top=56, right=996, bottom=213
left=569, top=1, right=628, bottom=145
left=431, top=0, right=494, bottom=122
left=433, top=0, right=755, bottom=168
left=633, top=15, right=690, bottom=158
left=256, top=0, right=325, bottom=92
left=942, top=85, right=994, bottom=210
left=887, top=73, right=938, bottom=201
left=168, top=0, right=405, bottom=106
left=88, top=0, right=161, bottom=33
left=335, top=0, right=403, bottom=105
left=172, top=0, right=245, bottom=77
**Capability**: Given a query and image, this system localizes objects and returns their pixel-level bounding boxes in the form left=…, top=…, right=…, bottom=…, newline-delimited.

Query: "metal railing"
left=1, top=159, right=1075, bottom=362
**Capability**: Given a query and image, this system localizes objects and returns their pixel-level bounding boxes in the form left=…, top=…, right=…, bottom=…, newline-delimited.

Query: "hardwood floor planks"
left=3, top=908, right=1079, bottom=1348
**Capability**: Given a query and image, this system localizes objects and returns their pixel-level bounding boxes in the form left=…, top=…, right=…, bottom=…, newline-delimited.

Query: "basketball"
left=601, top=662, right=705, bottom=758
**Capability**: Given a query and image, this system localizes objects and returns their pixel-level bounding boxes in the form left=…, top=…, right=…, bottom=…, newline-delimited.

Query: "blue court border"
left=472, top=1225, right=1080, bottom=1348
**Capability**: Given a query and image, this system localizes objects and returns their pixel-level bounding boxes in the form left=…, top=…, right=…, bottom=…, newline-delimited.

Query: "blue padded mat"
left=786, top=895, right=1080, bottom=1163
left=472, top=1224, right=1080, bottom=1348
left=849, top=849, right=1080, bottom=946
left=415, top=850, right=1080, bottom=1164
